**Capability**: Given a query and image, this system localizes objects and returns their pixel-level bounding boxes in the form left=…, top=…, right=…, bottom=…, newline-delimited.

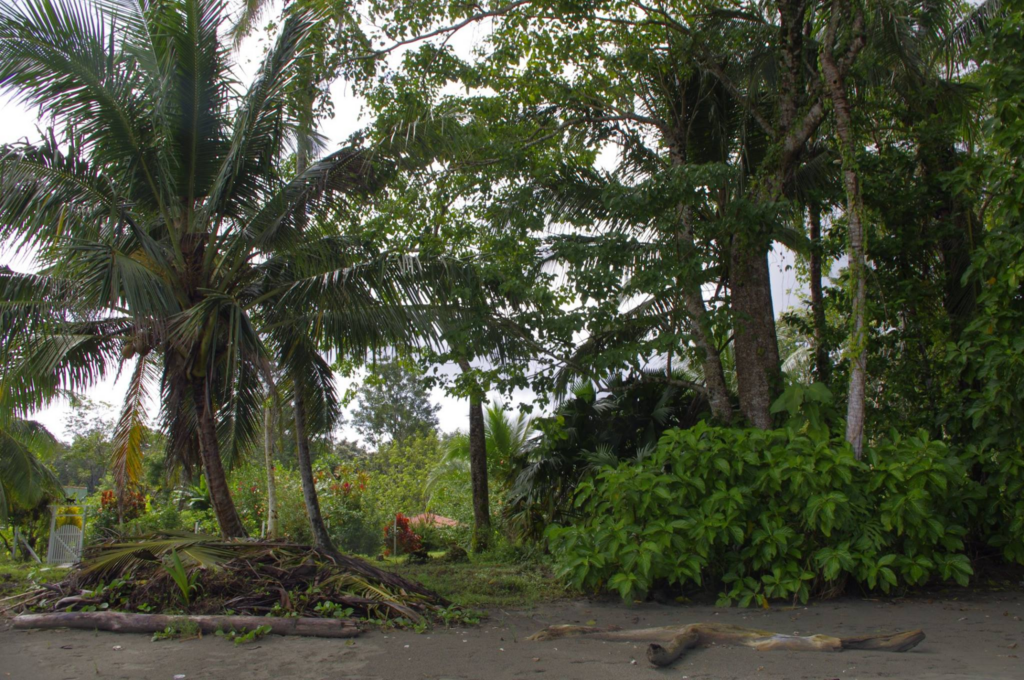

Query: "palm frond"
left=0, top=136, right=119, bottom=250
left=203, top=5, right=320, bottom=222
left=943, top=0, right=1005, bottom=61
left=0, top=0, right=162, bottom=209
left=82, top=531, right=242, bottom=575
left=0, top=422, right=64, bottom=523
left=110, top=351, right=155, bottom=493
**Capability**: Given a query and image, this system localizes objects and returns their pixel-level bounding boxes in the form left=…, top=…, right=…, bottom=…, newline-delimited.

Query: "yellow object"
left=55, top=506, right=84, bottom=530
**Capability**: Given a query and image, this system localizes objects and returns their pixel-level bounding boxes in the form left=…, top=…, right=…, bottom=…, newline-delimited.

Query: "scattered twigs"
left=528, top=622, right=926, bottom=667
left=13, top=611, right=361, bottom=639
left=0, top=588, right=47, bottom=615
left=0, top=587, right=45, bottom=606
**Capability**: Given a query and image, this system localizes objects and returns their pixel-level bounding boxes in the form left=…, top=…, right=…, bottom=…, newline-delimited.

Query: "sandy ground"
left=1, top=592, right=1022, bottom=680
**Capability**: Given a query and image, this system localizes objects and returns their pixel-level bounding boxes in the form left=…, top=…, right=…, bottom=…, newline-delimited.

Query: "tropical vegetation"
left=1, top=0, right=1023, bottom=623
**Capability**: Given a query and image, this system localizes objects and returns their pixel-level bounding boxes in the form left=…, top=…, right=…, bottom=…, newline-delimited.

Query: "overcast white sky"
left=0, top=5, right=800, bottom=444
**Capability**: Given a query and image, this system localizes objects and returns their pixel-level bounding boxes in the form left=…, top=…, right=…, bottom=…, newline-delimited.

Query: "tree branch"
left=702, top=60, right=774, bottom=137
left=366, top=0, right=535, bottom=59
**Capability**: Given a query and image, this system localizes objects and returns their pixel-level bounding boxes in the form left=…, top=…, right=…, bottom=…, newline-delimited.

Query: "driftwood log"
left=13, top=612, right=362, bottom=639
left=528, top=622, right=925, bottom=667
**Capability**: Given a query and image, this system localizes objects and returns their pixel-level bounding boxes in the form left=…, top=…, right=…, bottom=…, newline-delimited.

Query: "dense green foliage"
left=548, top=418, right=998, bottom=604
left=3, top=0, right=1024, bottom=612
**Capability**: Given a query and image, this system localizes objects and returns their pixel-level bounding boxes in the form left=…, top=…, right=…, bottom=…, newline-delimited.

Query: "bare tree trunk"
left=822, top=1, right=868, bottom=457
left=264, top=402, right=279, bottom=539
left=191, top=380, right=247, bottom=538
left=293, top=386, right=334, bottom=551
left=808, top=203, right=830, bottom=383
left=458, top=359, right=491, bottom=552
left=730, top=245, right=781, bottom=429
left=700, top=0, right=827, bottom=430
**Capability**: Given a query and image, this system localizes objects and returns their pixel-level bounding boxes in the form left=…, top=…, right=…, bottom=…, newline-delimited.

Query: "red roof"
left=408, top=513, right=460, bottom=528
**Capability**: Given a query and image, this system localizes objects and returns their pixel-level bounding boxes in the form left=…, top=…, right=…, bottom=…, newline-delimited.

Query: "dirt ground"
left=1, top=592, right=1021, bottom=680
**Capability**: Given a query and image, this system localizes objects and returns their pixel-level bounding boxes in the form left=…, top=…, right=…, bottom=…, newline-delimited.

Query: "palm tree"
left=0, top=419, right=64, bottom=528
left=0, top=0, right=404, bottom=537
left=425, top=402, right=533, bottom=518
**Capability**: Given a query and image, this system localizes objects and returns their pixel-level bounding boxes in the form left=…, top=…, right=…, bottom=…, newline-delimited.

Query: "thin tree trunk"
left=668, top=145, right=733, bottom=423
left=808, top=203, right=830, bottom=383
left=288, top=86, right=336, bottom=548
left=264, top=403, right=279, bottom=539
left=730, top=245, right=781, bottom=429
left=191, top=380, right=247, bottom=538
left=822, top=1, right=868, bottom=458
left=681, top=287, right=733, bottom=422
left=458, top=359, right=490, bottom=552
left=293, top=386, right=334, bottom=551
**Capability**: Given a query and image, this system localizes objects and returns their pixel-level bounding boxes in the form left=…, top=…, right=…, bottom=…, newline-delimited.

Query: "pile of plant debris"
left=3, top=532, right=459, bottom=624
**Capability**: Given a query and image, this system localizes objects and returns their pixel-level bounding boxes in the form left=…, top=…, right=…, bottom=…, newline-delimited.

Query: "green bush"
left=548, top=421, right=984, bottom=606
left=121, top=504, right=186, bottom=536
left=229, top=463, right=311, bottom=542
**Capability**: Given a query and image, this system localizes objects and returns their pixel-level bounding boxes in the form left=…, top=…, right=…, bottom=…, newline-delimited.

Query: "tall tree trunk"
left=822, top=1, right=868, bottom=458
left=730, top=245, right=781, bottom=429
left=293, top=385, right=334, bottom=551
left=287, top=86, right=336, bottom=548
left=458, top=359, right=490, bottom=552
left=191, top=380, right=248, bottom=538
left=705, top=0, right=825, bottom=430
left=263, top=403, right=279, bottom=539
left=808, top=204, right=830, bottom=383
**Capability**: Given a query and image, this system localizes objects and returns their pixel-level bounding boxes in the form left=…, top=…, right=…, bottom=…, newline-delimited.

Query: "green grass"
left=385, top=555, right=568, bottom=608
left=0, top=558, right=69, bottom=600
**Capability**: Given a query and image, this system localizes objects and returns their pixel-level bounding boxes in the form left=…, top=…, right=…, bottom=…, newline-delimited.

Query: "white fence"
left=46, top=505, right=85, bottom=565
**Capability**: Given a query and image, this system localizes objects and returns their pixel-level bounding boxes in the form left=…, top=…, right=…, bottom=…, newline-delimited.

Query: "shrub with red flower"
left=382, top=513, right=422, bottom=556
left=99, top=489, right=147, bottom=521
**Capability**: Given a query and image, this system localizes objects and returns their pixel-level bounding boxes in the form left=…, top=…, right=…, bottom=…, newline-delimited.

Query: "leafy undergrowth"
left=386, top=555, right=568, bottom=608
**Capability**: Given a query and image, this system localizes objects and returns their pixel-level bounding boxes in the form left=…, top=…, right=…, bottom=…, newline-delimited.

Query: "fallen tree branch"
left=528, top=622, right=925, bottom=667
left=13, top=611, right=362, bottom=639
left=0, top=588, right=47, bottom=615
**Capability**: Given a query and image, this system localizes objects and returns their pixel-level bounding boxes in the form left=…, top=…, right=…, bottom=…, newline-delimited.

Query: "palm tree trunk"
left=730, top=245, right=781, bottom=429
left=191, top=380, right=248, bottom=538
left=263, top=403, right=279, bottom=539
left=822, top=2, right=868, bottom=458
left=459, top=359, right=490, bottom=552
left=293, top=386, right=334, bottom=551
left=287, top=85, right=337, bottom=548
left=808, top=204, right=830, bottom=383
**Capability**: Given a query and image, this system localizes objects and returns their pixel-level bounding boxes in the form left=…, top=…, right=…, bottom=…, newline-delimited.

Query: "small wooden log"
left=13, top=611, right=361, bottom=639
left=839, top=629, right=926, bottom=652
left=647, top=628, right=699, bottom=666
left=529, top=622, right=923, bottom=667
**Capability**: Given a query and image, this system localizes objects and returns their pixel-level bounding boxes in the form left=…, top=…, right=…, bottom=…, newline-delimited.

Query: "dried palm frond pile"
left=3, top=532, right=449, bottom=622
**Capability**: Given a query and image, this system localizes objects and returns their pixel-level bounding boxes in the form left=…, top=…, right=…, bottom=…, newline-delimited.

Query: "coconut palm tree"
left=425, top=403, right=534, bottom=506
left=0, top=419, right=64, bottom=528
left=0, top=0, right=478, bottom=539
